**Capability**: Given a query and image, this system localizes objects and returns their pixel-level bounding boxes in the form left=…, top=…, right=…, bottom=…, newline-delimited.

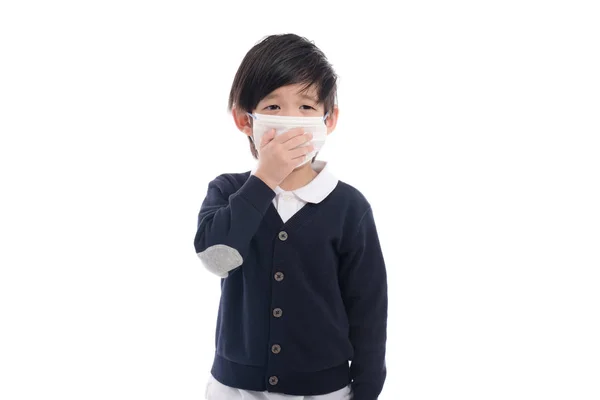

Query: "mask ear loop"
left=323, top=111, right=330, bottom=128
left=245, top=112, right=257, bottom=145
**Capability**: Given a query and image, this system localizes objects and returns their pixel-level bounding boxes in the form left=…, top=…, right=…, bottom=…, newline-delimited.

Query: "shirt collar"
left=250, top=160, right=338, bottom=204
left=292, top=160, right=338, bottom=203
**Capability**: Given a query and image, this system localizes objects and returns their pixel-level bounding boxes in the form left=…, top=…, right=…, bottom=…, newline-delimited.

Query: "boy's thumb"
left=260, top=129, right=275, bottom=146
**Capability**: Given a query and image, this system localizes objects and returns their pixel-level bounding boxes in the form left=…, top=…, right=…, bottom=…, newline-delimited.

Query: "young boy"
left=194, top=34, right=388, bottom=400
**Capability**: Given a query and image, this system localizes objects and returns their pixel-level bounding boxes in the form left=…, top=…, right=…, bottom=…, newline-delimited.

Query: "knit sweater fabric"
left=194, top=169, right=388, bottom=400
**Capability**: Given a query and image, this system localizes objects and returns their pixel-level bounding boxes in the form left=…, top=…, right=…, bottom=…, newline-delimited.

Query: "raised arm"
left=194, top=174, right=275, bottom=277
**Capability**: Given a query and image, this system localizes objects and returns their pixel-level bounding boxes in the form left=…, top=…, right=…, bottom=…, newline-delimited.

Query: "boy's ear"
left=232, top=107, right=253, bottom=137
left=325, top=105, right=339, bottom=135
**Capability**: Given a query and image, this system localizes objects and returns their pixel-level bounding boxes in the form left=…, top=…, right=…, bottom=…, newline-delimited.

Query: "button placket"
left=271, top=227, right=288, bottom=388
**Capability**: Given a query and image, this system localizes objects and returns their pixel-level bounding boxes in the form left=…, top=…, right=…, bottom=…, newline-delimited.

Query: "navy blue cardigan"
left=194, top=172, right=388, bottom=400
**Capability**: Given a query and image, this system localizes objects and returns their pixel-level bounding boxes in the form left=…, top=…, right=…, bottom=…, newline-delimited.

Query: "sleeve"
left=338, top=206, right=388, bottom=400
left=193, top=174, right=276, bottom=278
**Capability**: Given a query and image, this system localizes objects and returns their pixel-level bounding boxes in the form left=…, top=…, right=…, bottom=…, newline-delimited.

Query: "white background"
left=1, top=1, right=599, bottom=399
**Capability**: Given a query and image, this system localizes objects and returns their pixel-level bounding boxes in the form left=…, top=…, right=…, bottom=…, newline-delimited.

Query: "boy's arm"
left=339, top=206, right=388, bottom=400
left=194, top=174, right=276, bottom=277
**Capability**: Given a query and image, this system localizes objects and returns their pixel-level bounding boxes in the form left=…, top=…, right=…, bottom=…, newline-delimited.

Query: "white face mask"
left=247, top=112, right=329, bottom=167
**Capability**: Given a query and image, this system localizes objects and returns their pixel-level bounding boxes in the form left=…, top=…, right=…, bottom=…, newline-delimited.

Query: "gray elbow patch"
left=197, top=244, right=243, bottom=277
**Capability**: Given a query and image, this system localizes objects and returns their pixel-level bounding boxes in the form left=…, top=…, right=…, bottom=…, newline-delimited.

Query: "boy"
left=194, top=34, right=388, bottom=400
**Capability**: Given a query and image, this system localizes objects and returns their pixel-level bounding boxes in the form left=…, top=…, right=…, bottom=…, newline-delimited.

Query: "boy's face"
left=234, top=83, right=338, bottom=139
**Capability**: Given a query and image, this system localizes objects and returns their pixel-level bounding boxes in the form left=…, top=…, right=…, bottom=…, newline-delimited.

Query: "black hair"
left=228, top=33, right=338, bottom=159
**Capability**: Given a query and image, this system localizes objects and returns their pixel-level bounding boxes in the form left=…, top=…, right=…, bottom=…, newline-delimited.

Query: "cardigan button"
left=271, top=344, right=281, bottom=354
left=268, top=376, right=279, bottom=386
left=272, top=308, right=283, bottom=318
left=274, top=272, right=284, bottom=281
left=278, top=231, right=288, bottom=241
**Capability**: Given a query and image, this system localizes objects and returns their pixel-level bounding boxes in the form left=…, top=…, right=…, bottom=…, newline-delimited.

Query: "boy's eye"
left=263, top=104, right=315, bottom=111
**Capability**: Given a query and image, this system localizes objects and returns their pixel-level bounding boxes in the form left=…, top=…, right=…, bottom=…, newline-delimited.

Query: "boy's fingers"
left=275, top=127, right=306, bottom=144
left=283, top=132, right=313, bottom=150
left=289, top=144, right=315, bottom=160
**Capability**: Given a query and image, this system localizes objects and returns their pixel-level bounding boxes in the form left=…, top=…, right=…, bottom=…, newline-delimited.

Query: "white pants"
left=205, top=374, right=353, bottom=400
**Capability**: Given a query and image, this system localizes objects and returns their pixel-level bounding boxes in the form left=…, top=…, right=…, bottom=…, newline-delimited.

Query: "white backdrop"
left=1, top=1, right=599, bottom=399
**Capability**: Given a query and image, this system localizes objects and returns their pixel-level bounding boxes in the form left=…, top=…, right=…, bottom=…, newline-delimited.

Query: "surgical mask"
left=247, top=112, right=329, bottom=167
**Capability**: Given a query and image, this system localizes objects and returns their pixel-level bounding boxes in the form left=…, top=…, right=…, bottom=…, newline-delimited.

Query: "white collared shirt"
left=205, top=161, right=352, bottom=399
left=270, top=160, right=338, bottom=223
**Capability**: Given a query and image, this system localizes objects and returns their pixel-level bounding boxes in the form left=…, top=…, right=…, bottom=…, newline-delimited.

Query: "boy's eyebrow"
left=262, top=93, right=280, bottom=102
left=300, top=94, right=318, bottom=102
left=261, top=92, right=318, bottom=103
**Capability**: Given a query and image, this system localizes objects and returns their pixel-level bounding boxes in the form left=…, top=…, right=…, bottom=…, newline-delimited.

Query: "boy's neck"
left=279, top=162, right=318, bottom=191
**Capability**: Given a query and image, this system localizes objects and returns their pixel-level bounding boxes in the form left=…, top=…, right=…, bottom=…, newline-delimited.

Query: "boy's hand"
left=254, top=127, right=314, bottom=190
